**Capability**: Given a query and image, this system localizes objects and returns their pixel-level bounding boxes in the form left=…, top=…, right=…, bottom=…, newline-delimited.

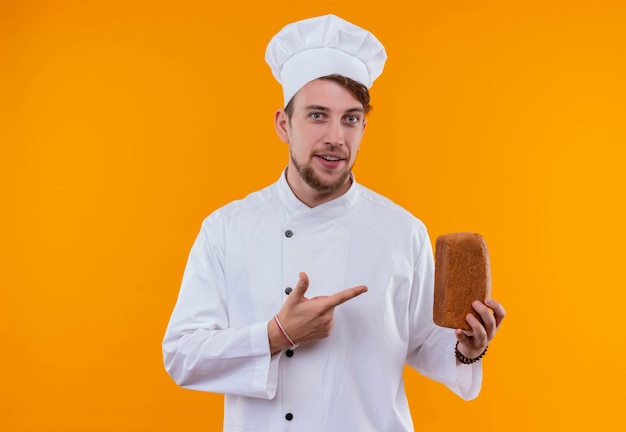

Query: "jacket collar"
left=277, top=168, right=359, bottom=220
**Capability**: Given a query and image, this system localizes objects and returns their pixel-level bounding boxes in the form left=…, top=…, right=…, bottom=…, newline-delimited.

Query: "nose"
left=323, top=120, right=344, bottom=146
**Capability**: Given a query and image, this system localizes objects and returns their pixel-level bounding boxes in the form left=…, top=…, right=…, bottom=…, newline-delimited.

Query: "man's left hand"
left=455, top=298, right=506, bottom=360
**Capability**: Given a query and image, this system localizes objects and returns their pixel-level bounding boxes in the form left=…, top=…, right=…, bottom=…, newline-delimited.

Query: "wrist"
left=268, top=318, right=290, bottom=355
left=274, top=315, right=299, bottom=349
left=455, top=341, right=488, bottom=364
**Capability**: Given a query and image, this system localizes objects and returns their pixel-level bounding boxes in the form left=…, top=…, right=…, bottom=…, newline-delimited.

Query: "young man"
left=163, top=14, right=505, bottom=431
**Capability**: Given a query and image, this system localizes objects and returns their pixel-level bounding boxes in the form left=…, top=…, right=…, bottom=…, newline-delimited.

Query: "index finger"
left=323, top=285, right=368, bottom=308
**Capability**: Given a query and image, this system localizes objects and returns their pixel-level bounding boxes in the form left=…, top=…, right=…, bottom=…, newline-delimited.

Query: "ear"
left=274, top=109, right=290, bottom=144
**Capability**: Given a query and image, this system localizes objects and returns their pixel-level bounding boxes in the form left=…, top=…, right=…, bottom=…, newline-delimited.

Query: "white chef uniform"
left=163, top=172, right=482, bottom=432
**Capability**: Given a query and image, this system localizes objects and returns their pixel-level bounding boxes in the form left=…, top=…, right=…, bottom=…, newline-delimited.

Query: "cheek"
left=348, top=133, right=363, bottom=154
left=350, top=148, right=360, bottom=164
left=288, top=140, right=309, bottom=161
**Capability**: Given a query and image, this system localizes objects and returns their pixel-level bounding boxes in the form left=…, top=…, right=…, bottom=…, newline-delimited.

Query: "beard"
left=290, top=150, right=353, bottom=193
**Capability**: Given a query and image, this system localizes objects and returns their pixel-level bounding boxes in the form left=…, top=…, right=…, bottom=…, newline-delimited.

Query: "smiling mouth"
left=317, top=155, right=345, bottom=162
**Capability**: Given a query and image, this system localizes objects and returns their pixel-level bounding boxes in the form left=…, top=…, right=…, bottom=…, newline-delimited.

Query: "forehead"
left=291, top=79, right=363, bottom=112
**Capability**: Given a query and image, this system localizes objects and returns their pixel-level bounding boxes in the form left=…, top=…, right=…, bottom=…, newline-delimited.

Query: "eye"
left=309, top=112, right=325, bottom=120
left=345, top=114, right=360, bottom=124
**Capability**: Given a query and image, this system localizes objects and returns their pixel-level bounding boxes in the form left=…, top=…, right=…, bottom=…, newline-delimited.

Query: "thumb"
left=455, top=328, right=474, bottom=343
left=289, top=272, right=309, bottom=300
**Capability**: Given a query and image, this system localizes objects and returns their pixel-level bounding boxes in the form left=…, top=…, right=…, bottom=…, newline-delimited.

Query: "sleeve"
left=162, top=213, right=280, bottom=399
left=404, top=223, right=483, bottom=400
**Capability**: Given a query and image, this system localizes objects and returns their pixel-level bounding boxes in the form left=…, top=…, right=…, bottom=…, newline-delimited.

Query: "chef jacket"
left=163, top=171, right=482, bottom=432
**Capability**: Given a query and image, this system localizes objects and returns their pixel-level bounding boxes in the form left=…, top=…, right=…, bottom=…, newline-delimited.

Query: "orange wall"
left=2, top=0, right=625, bottom=430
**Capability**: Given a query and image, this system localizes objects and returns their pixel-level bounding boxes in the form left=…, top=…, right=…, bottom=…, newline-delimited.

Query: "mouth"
left=316, top=154, right=346, bottom=162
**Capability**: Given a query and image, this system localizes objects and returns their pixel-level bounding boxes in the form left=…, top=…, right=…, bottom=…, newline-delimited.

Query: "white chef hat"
left=265, top=14, right=387, bottom=107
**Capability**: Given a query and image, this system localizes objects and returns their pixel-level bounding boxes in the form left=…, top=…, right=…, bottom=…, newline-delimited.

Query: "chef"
left=163, top=14, right=505, bottom=432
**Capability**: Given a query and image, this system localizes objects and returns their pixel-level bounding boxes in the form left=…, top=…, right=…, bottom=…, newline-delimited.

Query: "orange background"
left=2, top=0, right=625, bottom=430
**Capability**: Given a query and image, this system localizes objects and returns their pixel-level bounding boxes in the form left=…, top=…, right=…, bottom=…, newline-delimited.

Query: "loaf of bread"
left=433, top=232, right=491, bottom=330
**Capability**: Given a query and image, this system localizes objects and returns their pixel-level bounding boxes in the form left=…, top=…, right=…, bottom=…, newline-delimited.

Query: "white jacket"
left=163, top=172, right=481, bottom=432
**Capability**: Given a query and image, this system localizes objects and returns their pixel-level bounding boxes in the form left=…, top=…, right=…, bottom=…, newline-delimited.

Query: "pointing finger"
left=324, top=285, right=368, bottom=309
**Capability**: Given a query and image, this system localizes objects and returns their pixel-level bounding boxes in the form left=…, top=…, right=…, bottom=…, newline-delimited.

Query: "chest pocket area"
left=282, top=222, right=351, bottom=297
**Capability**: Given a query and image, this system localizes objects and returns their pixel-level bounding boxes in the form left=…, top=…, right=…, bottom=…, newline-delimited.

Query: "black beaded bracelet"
left=455, top=341, right=488, bottom=364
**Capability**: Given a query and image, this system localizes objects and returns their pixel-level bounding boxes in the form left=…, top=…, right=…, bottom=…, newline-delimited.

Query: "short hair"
left=284, top=74, right=372, bottom=119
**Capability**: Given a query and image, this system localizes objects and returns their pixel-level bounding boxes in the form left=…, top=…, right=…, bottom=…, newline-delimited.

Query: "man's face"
left=275, top=79, right=366, bottom=205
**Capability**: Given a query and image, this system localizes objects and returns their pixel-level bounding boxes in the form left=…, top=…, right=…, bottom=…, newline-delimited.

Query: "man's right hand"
left=268, top=272, right=368, bottom=354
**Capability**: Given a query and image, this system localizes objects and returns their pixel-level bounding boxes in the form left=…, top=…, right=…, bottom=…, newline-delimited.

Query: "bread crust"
left=433, top=232, right=491, bottom=330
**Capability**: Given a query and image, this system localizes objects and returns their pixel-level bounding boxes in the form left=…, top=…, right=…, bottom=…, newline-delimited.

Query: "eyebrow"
left=304, top=105, right=364, bottom=114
